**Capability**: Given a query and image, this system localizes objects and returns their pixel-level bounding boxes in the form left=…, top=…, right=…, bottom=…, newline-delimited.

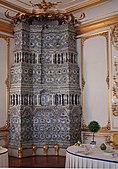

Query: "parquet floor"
left=9, top=155, right=66, bottom=168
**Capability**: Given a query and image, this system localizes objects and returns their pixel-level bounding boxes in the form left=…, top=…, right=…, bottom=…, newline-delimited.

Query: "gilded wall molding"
left=0, top=20, right=14, bottom=35
left=110, top=24, right=118, bottom=129
left=0, top=35, right=10, bottom=131
left=77, top=14, right=118, bottom=35
left=66, top=0, right=110, bottom=13
left=81, top=31, right=111, bottom=131
left=0, top=0, right=28, bottom=13
left=111, top=24, right=118, bottom=50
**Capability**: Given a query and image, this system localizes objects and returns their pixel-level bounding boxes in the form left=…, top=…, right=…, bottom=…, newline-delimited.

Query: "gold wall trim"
left=0, top=20, right=14, bottom=34
left=77, top=14, right=118, bottom=35
left=0, top=4, right=18, bottom=13
left=0, top=35, right=10, bottom=131
left=66, top=0, right=110, bottom=13
left=81, top=31, right=111, bottom=131
left=110, top=24, right=118, bottom=129
left=0, top=0, right=28, bottom=13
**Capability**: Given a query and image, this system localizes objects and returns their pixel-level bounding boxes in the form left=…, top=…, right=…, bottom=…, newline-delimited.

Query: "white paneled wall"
left=78, top=26, right=118, bottom=144
left=0, top=37, right=14, bottom=128
left=83, top=35, right=108, bottom=127
left=0, top=39, right=7, bottom=127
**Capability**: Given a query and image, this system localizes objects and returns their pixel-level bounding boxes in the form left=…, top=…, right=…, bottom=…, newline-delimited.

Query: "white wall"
left=74, top=0, right=118, bottom=23
left=83, top=36, right=108, bottom=127
left=0, top=38, right=7, bottom=127
left=0, top=36, right=14, bottom=128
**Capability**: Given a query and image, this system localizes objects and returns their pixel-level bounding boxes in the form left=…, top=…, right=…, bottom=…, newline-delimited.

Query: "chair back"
left=113, top=133, right=118, bottom=149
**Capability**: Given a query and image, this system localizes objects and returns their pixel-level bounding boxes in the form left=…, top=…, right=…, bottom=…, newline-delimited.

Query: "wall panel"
left=0, top=35, right=10, bottom=131
left=81, top=32, right=110, bottom=130
left=111, top=25, right=118, bottom=130
left=0, top=39, right=6, bottom=127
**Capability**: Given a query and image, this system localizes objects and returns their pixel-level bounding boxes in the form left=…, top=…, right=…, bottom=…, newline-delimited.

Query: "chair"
left=112, top=133, right=118, bottom=150
left=106, top=133, right=118, bottom=150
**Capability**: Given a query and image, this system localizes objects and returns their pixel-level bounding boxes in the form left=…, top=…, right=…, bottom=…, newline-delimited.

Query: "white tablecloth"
left=65, top=145, right=118, bottom=168
left=0, top=147, right=8, bottom=167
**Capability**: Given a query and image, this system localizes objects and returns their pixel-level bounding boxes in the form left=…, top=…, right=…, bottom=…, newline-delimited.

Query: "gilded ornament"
left=112, top=55, right=118, bottom=116
left=0, top=121, right=9, bottom=131
left=4, top=0, right=85, bottom=25
left=106, top=120, right=111, bottom=130
left=32, top=145, right=36, bottom=156
left=18, top=145, right=23, bottom=158
left=106, top=74, right=110, bottom=89
left=112, top=103, right=118, bottom=116
left=29, top=0, right=61, bottom=12
left=43, top=144, right=48, bottom=156
left=111, top=24, right=118, bottom=50
left=54, top=144, right=59, bottom=156
left=82, top=77, right=85, bottom=89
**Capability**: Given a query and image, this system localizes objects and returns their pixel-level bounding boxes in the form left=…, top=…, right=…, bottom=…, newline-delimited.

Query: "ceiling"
left=0, top=0, right=111, bottom=23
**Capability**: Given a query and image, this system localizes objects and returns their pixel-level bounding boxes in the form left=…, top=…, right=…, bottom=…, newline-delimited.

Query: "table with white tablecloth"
left=65, top=145, right=118, bottom=168
left=0, top=147, right=8, bottom=167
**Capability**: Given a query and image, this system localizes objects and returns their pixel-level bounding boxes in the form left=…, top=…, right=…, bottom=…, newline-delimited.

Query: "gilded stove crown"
left=5, top=0, right=85, bottom=25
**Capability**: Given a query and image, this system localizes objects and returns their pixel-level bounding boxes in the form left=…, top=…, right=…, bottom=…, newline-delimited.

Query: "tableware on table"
left=103, top=149, right=115, bottom=156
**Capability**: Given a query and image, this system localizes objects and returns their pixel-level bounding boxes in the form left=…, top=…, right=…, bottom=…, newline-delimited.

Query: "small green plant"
left=88, top=121, right=100, bottom=142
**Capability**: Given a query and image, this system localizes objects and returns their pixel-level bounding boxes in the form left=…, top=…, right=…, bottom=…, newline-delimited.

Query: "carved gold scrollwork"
left=4, top=1, right=85, bottom=25
left=0, top=122, right=8, bottom=131
left=82, top=77, right=85, bottom=90
left=106, top=74, right=110, bottom=89
left=106, top=120, right=111, bottom=130
left=111, top=24, right=118, bottom=50
left=112, top=103, right=118, bottom=116
left=29, top=0, right=61, bottom=12
left=82, top=119, right=88, bottom=130
left=5, top=78, right=9, bottom=90
left=112, top=54, right=118, bottom=118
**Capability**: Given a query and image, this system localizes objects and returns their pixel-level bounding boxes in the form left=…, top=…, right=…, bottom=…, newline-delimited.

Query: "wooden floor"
left=9, top=155, right=66, bottom=168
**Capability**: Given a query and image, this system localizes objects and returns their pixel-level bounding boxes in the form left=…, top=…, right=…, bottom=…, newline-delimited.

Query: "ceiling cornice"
left=0, top=20, right=14, bottom=34
left=66, top=0, right=110, bottom=13
left=0, top=0, right=111, bottom=15
left=76, top=14, right=118, bottom=35
left=0, top=0, right=28, bottom=13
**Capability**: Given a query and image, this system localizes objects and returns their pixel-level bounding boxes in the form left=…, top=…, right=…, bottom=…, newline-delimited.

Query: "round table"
left=65, top=145, right=118, bottom=168
left=0, top=147, right=8, bottom=167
